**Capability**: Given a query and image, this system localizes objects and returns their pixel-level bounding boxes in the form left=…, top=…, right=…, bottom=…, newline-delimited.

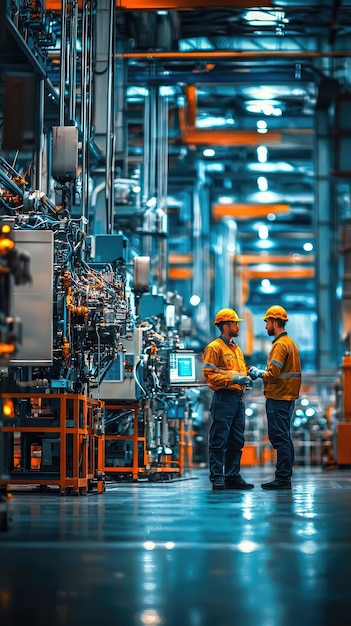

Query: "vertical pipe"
left=80, top=0, right=90, bottom=227
left=59, top=0, right=68, bottom=126
left=106, top=0, right=115, bottom=234
left=36, top=79, right=45, bottom=190
left=115, top=31, right=128, bottom=178
left=149, top=86, right=157, bottom=198
left=157, top=91, right=169, bottom=291
left=315, top=108, right=337, bottom=371
left=68, top=0, right=78, bottom=122
left=143, top=91, right=150, bottom=204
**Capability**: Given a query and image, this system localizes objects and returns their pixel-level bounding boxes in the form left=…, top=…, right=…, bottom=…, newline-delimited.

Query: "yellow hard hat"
left=262, top=305, right=288, bottom=322
left=214, top=308, right=243, bottom=325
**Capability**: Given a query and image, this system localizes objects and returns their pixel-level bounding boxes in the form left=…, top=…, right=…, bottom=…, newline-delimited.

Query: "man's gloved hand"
left=233, top=375, right=251, bottom=387
left=249, top=366, right=265, bottom=380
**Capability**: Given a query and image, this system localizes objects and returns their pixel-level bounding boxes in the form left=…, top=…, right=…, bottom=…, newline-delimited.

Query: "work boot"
left=261, top=479, right=291, bottom=490
left=225, top=477, right=254, bottom=490
left=212, top=483, right=225, bottom=491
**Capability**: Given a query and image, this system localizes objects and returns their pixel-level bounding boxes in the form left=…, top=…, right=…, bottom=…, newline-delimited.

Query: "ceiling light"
left=267, top=213, right=276, bottom=221
left=205, top=163, right=224, bottom=172
left=217, top=196, right=234, bottom=204
left=203, top=148, right=215, bottom=157
left=256, top=239, right=274, bottom=249
left=244, top=10, right=288, bottom=27
left=248, top=162, right=294, bottom=173
left=257, top=177, right=268, bottom=192
left=257, top=120, right=268, bottom=134
left=197, top=116, right=226, bottom=128
left=260, top=279, right=278, bottom=294
left=159, top=86, right=175, bottom=96
left=146, top=197, right=157, bottom=208
left=303, top=242, right=313, bottom=252
left=190, top=295, right=201, bottom=306
left=257, top=146, right=268, bottom=163
left=258, top=224, right=269, bottom=239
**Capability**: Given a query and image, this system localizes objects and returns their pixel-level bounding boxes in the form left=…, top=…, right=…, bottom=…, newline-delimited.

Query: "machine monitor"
left=168, top=351, right=197, bottom=386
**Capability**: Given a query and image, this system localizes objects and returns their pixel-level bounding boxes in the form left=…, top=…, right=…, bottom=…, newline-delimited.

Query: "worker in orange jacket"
left=249, top=305, right=301, bottom=490
left=203, top=308, right=254, bottom=491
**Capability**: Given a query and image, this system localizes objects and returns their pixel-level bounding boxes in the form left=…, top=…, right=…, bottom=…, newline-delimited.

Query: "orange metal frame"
left=103, top=403, right=193, bottom=480
left=103, top=402, right=147, bottom=480
left=0, top=393, right=105, bottom=494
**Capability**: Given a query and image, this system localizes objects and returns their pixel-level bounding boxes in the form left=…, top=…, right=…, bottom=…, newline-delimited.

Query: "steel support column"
left=314, top=109, right=339, bottom=371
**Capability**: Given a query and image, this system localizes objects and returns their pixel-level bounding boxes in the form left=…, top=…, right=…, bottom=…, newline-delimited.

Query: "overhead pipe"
left=121, top=50, right=351, bottom=60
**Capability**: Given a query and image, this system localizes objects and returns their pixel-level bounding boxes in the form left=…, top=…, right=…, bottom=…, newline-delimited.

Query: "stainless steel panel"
left=10, top=230, right=53, bottom=366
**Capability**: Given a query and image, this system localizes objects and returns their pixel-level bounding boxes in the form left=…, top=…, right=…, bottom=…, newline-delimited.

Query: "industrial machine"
left=0, top=218, right=31, bottom=527
left=0, top=155, right=203, bottom=493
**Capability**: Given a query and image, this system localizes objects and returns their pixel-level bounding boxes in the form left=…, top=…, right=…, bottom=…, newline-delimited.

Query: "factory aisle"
left=1, top=467, right=351, bottom=626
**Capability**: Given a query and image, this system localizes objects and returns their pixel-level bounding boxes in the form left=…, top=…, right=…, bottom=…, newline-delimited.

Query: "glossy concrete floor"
left=1, top=467, right=351, bottom=626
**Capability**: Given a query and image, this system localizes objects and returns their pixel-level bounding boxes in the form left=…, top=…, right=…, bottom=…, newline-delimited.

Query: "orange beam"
left=169, top=252, right=194, bottom=264
left=117, top=1, right=267, bottom=7
left=238, top=254, right=314, bottom=265
left=213, top=203, right=290, bottom=220
left=121, top=50, right=351, bottom=59
left=182, top=129, right=282, bottom=147
left=239, top=267, right=315, bottom=279
left=168, top=267, right=193, bottom=280
left=46, top=0, right=272, bottom=9
left=185, top=85, right=197, bottom=129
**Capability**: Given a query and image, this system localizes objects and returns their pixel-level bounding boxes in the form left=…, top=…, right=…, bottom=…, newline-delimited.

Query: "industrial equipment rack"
left=0, top=392, right=105, bottom=495
left=103, top=401, right=193, bottom=481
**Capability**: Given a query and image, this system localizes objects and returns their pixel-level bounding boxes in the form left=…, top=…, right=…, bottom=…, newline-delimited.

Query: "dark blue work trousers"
left=208, top=389, right=245, bottom=485
left=266, top=397, right=295, bottom=481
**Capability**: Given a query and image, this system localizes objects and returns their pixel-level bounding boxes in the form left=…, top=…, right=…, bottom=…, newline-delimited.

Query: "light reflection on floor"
left=1, top=467, right=351, bottom=626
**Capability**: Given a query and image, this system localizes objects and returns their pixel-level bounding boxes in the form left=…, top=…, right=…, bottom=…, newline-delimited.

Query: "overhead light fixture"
left=257, top=145, right=268, bottom=163
left=248, top=162, right=294, bottom=173
left=190, top=295, right=201, bottom=306
left=303, top=242, right=314, bottom=252
left=146, top=196, right=157, bottom=208
left=260, top=279, right=278, bottom=294
left=257, top=120, right=268, bottom=134
left=244, top=10, right=289, bottom=27
left=203, top=148, right=215, bottom=157
left=205, top=163, right=224, bottom=172
left=267, top=213, right=276, bottom=221
left=257, top=176, right=268, bottom=192
left=258, top=224, right=269, bottom=239
left=256, top=239, right=274, bottom=250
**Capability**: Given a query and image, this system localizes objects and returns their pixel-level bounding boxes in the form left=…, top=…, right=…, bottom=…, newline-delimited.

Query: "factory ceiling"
left=2, top=1, right=351, bottom=319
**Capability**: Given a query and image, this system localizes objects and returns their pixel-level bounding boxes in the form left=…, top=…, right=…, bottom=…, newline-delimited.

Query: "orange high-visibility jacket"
left=202, top=336, right=249, bottom=393
left=262, top=331, right=301, bottom=400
